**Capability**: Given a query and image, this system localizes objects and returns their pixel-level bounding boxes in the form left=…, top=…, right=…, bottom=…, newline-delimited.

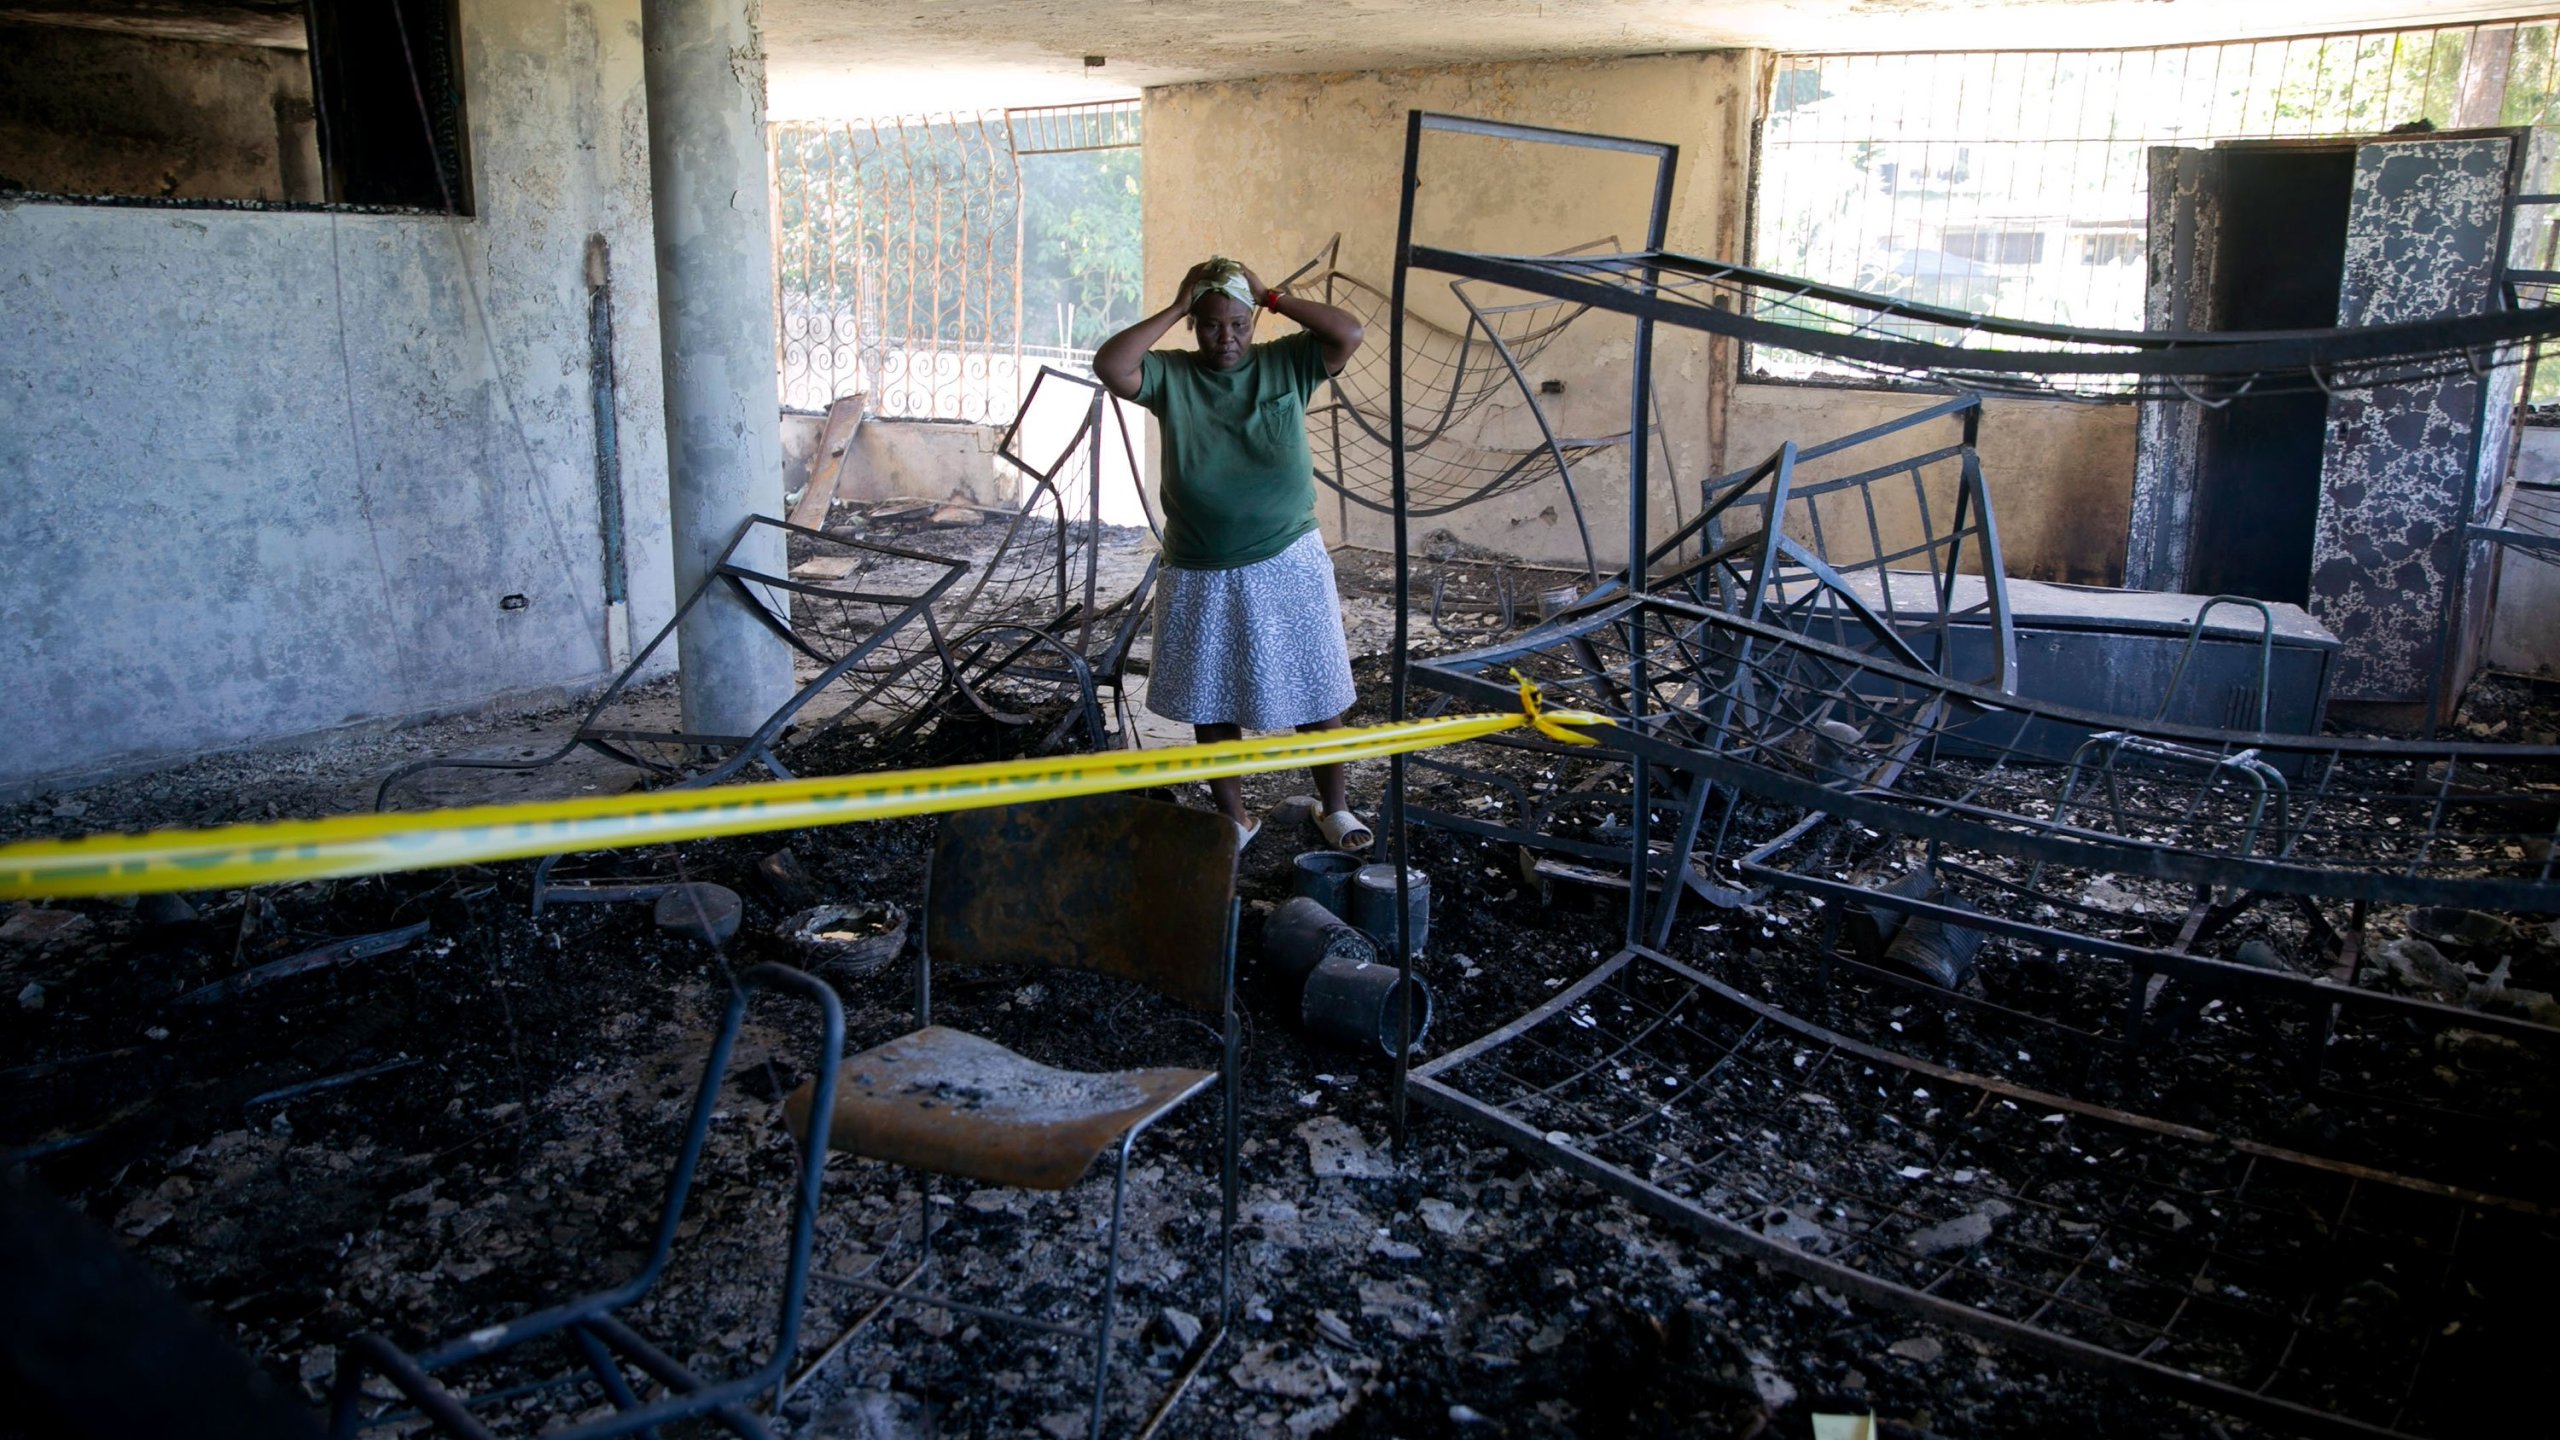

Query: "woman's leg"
left=1196, top=722, right=1249, bottom=825
left=1296, top=714, right=1349, bottom=815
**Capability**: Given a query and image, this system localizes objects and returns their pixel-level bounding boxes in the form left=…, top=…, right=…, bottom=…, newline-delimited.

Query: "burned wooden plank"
left=789, top=393, right=866, bottom=530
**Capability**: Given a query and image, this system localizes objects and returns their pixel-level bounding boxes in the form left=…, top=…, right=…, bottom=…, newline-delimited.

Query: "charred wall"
left=0, top=0, right=677, bottom=794
left=0, top=19, right=318, bottom=203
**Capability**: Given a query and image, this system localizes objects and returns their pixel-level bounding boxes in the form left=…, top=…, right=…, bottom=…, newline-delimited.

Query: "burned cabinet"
left=2129, top=132, right=2524, bottom=715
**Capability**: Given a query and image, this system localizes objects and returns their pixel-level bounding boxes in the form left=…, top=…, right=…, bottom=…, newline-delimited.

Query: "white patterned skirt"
left=1147, top=530, right=1358, bottom=730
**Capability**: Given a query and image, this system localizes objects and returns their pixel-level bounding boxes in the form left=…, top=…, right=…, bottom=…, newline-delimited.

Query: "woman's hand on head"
left=1177, top=261, right=1213, bottom=307
left=1236, top=262, right=1268, bottom=300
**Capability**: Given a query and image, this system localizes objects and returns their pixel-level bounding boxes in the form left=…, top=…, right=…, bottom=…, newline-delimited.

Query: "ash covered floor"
left=3, top=526, right=2555, bottom=1439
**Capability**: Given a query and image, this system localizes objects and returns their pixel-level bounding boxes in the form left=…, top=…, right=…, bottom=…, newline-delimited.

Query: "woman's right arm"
left=1094, top=263, right=1208, bottom=401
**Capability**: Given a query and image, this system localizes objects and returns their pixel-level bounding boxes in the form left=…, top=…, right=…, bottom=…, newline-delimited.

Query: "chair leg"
left=783, top=1251, right=935, bottom=1405
left=330, top=1335, right=500, bottom=1440
left=568, top=1324, right=660, bottom=1440
left=1220, top=1019, right=1241, bottom=1327
left=1087, top=1136, right=1140, bottom=1440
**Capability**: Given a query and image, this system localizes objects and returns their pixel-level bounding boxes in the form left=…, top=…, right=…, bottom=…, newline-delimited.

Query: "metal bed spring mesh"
left=566, top=522, right=969, bottom=777
left=1422, top=596, right=2560, bottom=1046
left=1402, top=396, right=2012, bottom=883
left=1411, top=947, right=2550, bottom=1440
left=786, top=368, right=1157, bottom=749
left=747, top=533, right=977, bottom=735
left=1405, top=247, right=2560, bottom=401
left=1309, top=394, right=1624, bottom=520
left=1436, top=597, right=2560, bottom=910
left=1414, top=596, right=1950, bottom=798
left=1638, top=394, right=2013, bottom=694
left=1734, top=825, right=2560, bottom=1199
left=1293, top=247, right=1621, bottom=519
left=948, top=367, right=1153, bottom=636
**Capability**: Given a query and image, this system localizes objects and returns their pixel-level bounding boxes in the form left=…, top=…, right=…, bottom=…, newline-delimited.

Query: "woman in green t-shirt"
left=1095, top=257, right=1370, bottom=854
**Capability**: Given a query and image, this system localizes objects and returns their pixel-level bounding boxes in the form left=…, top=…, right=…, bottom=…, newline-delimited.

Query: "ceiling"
left=5, top=2, right=2550, bottom=116
left=766, top=0, right=2560, bottom=117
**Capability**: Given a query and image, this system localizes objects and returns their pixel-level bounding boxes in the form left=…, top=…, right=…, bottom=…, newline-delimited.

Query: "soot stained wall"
left=0, top=0, right=676, bottom=791
left=0, top=20, right=318, bottom=203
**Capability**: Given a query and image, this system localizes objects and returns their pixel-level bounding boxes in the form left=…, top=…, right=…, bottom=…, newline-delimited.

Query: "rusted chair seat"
left=786, top=792, right=1240, bottom=1440
left=812, top=1025, right=1210, bottom=1191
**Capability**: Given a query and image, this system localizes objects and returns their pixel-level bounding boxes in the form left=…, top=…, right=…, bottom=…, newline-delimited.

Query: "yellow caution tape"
left=0, top=697, right=1612, bottom=900
left=1513, top=667, right=1604, bottom=747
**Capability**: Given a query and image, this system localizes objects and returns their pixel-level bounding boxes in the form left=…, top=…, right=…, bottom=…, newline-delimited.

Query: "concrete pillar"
left=640, top=0, right=793, bottom=740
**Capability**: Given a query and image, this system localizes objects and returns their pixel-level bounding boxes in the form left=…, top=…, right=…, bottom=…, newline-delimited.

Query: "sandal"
left=1234, top=817, right=1263, bottom=854
left=1314, top=809, right=1374, bottom=854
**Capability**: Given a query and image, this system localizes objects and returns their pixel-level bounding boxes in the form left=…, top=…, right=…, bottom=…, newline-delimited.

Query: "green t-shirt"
left=1134, top=330, right=1329, bottom=570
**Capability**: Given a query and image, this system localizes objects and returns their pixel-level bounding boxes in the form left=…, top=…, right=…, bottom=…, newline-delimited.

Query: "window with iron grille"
left=1751, top=22, right=2560, bottom=401
left=771, top=100, right=1140, bottom=422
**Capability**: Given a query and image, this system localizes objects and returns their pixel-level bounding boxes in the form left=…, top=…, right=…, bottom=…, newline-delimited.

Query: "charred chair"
left=785, top=793, right=1241, bottom=1439
left=326, top=964, right=844, bottom=1440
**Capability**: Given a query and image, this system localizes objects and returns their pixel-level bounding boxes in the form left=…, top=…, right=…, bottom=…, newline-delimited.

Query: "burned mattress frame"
left=376, top=367, right=1159, bottom=812
left=1410, top=946, right=2545, bottom=1440
left=1381, top=111, right=2560, bottom=1439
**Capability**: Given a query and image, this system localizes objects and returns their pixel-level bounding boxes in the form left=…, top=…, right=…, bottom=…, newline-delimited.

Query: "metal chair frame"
left=792, top=796, right=1241, bottom=1440
left=326, top=965, right=845, bottom=1440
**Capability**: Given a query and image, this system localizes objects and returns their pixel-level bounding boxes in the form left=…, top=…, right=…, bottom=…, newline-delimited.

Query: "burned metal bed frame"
left=1385, top=108, right=2560, bottom=949
left=1381, top=111, right=2560, bottom=1435
left=375, top=515, right=970, bottom=808
left=1407, top=242, right=2560, bottom=403
left=379, top=367, right=1159, bottom=815
left=1425, top=596, right=2560, bottom=1018
left=1407, top=394, right=2016, bottom=936
left=846, top=365, right=1163, bottom=756
left=1409, top=945, right=2546, bottom=1440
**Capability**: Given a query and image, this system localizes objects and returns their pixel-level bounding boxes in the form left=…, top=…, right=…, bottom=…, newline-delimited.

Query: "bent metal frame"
left=1383, top=110, right=2560, bottom=1440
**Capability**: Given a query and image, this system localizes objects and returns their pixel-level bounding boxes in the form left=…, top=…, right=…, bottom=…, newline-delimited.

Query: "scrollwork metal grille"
left=773, top=113, right=1025, bottom=421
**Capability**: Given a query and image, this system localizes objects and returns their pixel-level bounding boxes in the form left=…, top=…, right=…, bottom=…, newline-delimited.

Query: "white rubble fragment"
left=1747, top=1357, right=1798, bottom=1411
left=1296, top=1116, right=1394, bottom=1179
left=1159, top=1307, right=1205, bottom=1351
left=1416, top=1198, right=1471, bottom=1236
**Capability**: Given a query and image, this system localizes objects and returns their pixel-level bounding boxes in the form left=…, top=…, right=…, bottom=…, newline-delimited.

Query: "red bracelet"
left=1262, top=288, right=1285, bottom=312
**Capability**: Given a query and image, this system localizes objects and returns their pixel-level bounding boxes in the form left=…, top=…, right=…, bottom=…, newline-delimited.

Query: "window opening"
left=1752, top=22, right=2560, bottom=399
left=771, top=101, right=1140, bottom=421
left=0, top=0, right=470, bottom=214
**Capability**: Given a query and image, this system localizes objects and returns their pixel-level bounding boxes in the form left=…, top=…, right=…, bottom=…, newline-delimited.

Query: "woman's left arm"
left=1241, top=263, right=1364, bottom=375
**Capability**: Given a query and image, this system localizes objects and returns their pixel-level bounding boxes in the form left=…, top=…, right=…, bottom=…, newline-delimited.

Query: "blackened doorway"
left=2184, top=145, right=2356, bottom=605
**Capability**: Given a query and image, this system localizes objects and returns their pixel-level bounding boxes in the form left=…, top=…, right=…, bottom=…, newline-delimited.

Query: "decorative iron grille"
left=772, top=113, right=1025, bottom=420
left=1006, top=100, right=1142, bottom=156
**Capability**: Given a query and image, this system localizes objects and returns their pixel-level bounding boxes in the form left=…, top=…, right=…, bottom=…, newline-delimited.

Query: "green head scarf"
left=1186, top=256, right=1257, bottom=314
